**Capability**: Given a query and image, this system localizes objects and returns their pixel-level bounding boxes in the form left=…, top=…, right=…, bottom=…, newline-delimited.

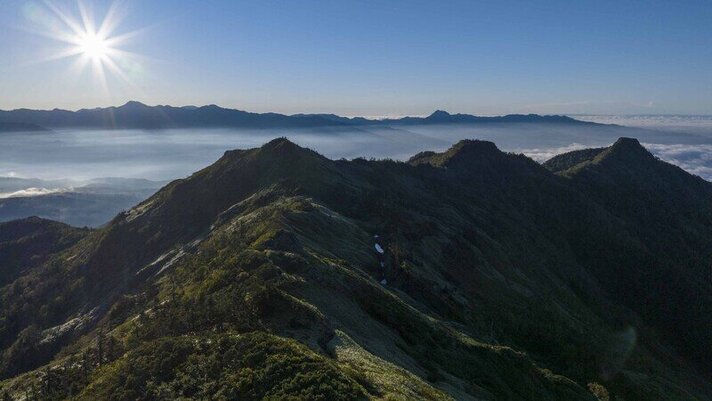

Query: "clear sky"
left=0, top=0, right=710, bottom=116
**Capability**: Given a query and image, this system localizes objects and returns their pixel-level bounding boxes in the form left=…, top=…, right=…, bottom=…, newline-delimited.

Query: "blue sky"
left=0, top=0, right=710, bottom=115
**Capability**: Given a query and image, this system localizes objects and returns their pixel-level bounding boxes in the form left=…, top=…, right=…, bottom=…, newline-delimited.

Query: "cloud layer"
left=0, top=187, right=66, bottom=199
left=644, top=143, right=712, bottom=180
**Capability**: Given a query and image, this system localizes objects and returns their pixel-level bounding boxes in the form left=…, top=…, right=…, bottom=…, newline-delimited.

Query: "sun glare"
left=24, top=1, right=143, bottom=92
left=76, top=32, right=110, bottom=61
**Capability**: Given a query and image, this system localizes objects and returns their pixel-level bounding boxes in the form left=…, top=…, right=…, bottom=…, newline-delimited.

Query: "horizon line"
left=3, top=101, right=711, bottom=119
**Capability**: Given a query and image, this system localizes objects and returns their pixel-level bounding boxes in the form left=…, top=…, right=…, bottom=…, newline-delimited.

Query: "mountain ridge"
left=0, top=137, right=710, bottom=400
left=0, top=101, right=602, bottom=131
left=0, top=177, right=166, bottom=227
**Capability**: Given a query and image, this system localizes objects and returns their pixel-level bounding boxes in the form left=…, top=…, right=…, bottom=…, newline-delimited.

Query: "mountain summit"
left=0, top=103, right=599, bottom=130
left=409, top=139, right=508, bottom=167
left=118, top=100, right=149, bottom=109
left=0, top=138, right=710, bottom=400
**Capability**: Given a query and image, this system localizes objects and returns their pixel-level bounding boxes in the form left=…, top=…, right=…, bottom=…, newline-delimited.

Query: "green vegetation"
left=542, top=147, right=606, bottom=173
left=0, top=217, right=89, bottom=287
left=79, top=332, right=365, bottom=401
left=1, top=137, right=711, bottom=400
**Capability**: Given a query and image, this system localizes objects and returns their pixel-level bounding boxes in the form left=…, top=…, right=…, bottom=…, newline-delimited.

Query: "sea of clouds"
left=1, top=116, right=711, bottom=191
left=575, top=115, right=712, bottom=181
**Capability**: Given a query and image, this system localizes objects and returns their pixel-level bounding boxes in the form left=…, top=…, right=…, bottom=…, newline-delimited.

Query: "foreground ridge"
left=0, top=137, right=711, bottom=400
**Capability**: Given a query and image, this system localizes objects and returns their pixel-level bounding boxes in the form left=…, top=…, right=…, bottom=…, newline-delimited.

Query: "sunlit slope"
left=1, top=138, right=711, bottom=400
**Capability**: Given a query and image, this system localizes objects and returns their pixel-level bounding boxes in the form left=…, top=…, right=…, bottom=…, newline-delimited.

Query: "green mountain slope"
left=0, top=217, right=89, bottom=287
left=1, top=138, right=710, bottom=400
left=546, top=138, right=712, bottom=375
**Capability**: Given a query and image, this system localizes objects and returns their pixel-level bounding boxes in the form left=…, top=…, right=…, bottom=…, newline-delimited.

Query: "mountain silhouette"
left=0, top=137, right=710, bottom=400
left=0, top=102, right=600, bottom=130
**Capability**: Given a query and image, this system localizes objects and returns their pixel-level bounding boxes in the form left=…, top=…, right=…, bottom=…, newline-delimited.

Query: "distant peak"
left=409, top=139, right=504, bottom=168
left=545, top=138, right=655, bottom=175
left=444, top=140, right=504, bottom=166
left=201, top=104, right=223, bottom=110
left=256, top=137, right=326, bottom=160
left=450, top=139, right=500, bottom=154
left=262, top=137, right=299, bottom=149
left=212, top=138, right=326, bottom=184
left=427, top=110, right=452, bottom=119
left=120, top=100, right=149, bottom=108
left=612, top=137, right=642, bottom=148
left=221, top=138, right=317, bottom=163
left=595, top=137, right=655, bottom=166
left=607, top=137, right=649, bottom=157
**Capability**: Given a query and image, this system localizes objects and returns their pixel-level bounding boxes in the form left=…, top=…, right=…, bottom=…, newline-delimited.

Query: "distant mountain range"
left=0, top=101, right=599, bottom=130
left=0, top=137, right=710, bottom=400
left=0, top=177, right=165, bottom=227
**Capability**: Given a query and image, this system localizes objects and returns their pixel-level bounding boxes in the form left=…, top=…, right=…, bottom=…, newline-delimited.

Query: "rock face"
left=1, top=137, right=711, bottom=400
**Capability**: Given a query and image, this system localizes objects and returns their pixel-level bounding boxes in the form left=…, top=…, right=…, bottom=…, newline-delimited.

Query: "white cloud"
left=517, top=141, right=712, bottom=182
left=0, top=187, right=67, bottom=199
left=516, top=143, right=590, bottom=163
left=643, top=143, right=712, bottom=181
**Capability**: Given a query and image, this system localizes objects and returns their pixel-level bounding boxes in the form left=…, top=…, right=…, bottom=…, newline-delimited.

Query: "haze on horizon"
left=1, top=0, right=711, bottom=116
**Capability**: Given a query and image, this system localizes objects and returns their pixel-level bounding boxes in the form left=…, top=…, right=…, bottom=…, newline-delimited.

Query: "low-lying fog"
left=2, top=117, right=712, bottom=183
left=3, top=117, right=710, bottom=226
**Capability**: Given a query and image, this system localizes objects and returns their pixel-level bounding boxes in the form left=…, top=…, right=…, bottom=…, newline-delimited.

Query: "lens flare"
left=24, top=0, right=143, bottom=93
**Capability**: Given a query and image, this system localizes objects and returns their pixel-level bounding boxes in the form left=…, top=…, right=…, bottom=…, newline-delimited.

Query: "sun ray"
left=19, top=47, right=85, bottom=67
left=77, top=1, right=96, bottom=36
left=69, top=53, right=91, bottom=76
left=26, top=0, right=144, bottom=95
left=104, top=27, right=147, bottom=48
left=91, top=57, right=110, bottom=95
left=43, top=0, right=85, bottom=37
left=96, top=0, right=126, bottom=39
left=102, top=56, right=144, bottom=96
left=17, top=25, right=78, bottom=45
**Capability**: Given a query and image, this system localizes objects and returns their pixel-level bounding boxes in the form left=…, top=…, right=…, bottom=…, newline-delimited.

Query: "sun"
left=76, top=31, right=110, bottom=61
left=24, top=1, right=143, bottom=92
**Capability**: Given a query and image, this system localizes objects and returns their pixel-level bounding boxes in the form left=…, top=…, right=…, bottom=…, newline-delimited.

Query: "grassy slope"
left=1, top=138, right=711, bottom=400
left=0, top=217, right=89, bottom=287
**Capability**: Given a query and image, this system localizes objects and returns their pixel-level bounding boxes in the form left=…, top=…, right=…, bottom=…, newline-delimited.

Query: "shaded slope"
left=549, top=138, right=712, bottom=375
left=0, top=138, right=710, bottom=400
left=0, top=217, right=88, bottom=287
